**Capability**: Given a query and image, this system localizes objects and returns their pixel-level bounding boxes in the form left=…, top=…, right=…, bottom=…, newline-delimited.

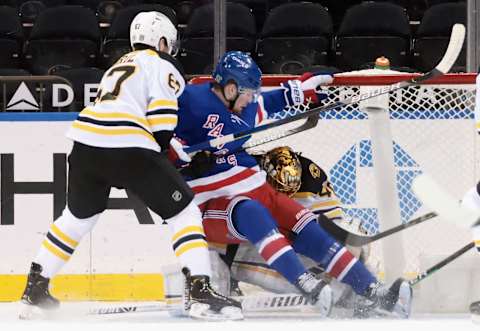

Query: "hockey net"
left=190, top=73, right=478, bottom=312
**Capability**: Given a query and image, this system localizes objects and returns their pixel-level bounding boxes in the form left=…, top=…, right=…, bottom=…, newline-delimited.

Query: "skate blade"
left=19, top=303, right=51, bottom=320
left=391, top=282, right=412, bottom=319
left=315, top=285, right=333, bottom=318
left=188, top=303, right=244, bottom=321
left=19, top=302, right=59, bottom=320
left=472, top=313, right=480, bottom=324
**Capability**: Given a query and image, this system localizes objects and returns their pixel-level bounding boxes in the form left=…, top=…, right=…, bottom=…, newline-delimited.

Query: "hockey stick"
left=340, top=212, right=438, bottom=247
left=184, top=24, right=465, bottom=155
left=88, top=292, right=317, bottom=316
left=241, top=115, right=319, bottom=151
left=408, top=241, right=474, bottom=286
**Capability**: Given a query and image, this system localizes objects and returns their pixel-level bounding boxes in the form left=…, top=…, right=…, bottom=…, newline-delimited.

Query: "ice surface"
left=0, top=301, right=477, bottom=331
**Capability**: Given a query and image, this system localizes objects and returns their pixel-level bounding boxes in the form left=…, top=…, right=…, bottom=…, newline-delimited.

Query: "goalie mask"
left=261, top=146, right=302, bottom=196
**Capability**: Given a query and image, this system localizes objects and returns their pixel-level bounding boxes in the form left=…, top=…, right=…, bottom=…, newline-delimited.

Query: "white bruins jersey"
left=67, top=49, right=185, bottom=152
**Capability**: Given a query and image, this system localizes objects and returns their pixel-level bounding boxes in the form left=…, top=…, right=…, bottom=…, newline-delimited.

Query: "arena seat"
left=179, top=2, right=256, bottom=75
left=334, top=1, right=411, bottom=71
left=24, top=5, right=101, bottom=74
left=412, top=2, right=466, bottom=72
left=0, top=6, right=23, bottom=68
left=100, top=4, right=176, bottom=69
left=256, top=2, right=332, bottom=74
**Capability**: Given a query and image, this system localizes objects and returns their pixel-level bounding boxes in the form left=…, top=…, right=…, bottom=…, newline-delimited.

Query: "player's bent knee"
left=232, top=200, right=279, bottom=243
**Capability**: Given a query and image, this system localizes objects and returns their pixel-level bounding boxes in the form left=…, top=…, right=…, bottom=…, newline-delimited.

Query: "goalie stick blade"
left=344, top=211, right=438, bottom=247
left=434, top=24, right=466, bottom=75
left=412, top=174, right=480, bottom=228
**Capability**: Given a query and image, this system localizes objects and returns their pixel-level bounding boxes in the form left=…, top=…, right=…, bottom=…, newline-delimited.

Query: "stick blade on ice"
left=412, top=173, right=480, bottom=228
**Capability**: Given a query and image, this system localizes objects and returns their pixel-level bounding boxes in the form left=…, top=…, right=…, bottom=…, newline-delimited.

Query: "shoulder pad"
left=298, top=154, right=328, bottom=194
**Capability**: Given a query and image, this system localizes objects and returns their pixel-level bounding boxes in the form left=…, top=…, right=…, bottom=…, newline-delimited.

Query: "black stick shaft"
left=409, top=242, right=475, bottom=286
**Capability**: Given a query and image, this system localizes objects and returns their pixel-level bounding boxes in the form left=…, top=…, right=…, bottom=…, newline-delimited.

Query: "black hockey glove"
left=181, top=150, right=216, bottom=178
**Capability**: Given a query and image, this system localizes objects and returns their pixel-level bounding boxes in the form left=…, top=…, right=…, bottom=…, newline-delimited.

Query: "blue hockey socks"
left=232, top=199, right=307, bottom=284
left=293, top=221, right=376, bottom=295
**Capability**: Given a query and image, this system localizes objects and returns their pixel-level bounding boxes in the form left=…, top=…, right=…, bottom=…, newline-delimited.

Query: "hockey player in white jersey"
left=19, top=11, right=242, bottom=321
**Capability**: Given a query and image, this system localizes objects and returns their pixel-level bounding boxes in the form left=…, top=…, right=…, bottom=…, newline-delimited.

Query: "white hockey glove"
left=281, top=72, right=333, bottom=107
left=169, top=137, right=191, bottom=163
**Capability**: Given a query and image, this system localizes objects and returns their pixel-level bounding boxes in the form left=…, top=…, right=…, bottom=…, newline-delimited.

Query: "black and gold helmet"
left=261, top=146, right=302, bottom=196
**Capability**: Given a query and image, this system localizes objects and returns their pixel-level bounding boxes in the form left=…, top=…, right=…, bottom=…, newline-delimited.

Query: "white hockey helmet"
left=130, top=11, right=179, bottom=55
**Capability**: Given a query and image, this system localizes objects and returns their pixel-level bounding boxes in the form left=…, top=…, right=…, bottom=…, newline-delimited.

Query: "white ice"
left=0, top=301, right=477, bottom=331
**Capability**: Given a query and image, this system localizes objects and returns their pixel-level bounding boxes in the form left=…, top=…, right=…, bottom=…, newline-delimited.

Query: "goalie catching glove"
left=281, top=72, right=333, bottom=108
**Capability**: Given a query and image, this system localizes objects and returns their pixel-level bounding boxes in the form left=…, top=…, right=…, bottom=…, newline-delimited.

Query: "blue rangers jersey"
left=176, top=82, right=291, bottom=205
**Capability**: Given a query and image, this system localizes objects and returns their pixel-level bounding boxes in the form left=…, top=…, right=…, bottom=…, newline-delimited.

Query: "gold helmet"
left=261, top=146, right=302, bottom=196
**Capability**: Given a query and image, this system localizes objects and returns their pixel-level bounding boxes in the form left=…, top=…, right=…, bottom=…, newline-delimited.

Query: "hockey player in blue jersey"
left=174, top=51, right=412, bottom=317
left=213, top=146, right=413, bottom=318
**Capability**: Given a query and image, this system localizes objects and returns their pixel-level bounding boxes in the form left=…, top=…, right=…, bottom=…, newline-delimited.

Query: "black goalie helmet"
left=261, top=146, right=302, bottom=196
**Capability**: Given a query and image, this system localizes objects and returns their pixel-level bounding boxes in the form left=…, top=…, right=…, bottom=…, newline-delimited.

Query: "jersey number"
left=95, top=65, right=136, bottom=103
left=168, top=73, right=180, bottom=94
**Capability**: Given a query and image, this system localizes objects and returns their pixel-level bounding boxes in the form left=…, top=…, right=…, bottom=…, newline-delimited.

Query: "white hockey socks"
left=166, top=201, right=212, bottom=277
left=34, top=207, right=99, bottom=279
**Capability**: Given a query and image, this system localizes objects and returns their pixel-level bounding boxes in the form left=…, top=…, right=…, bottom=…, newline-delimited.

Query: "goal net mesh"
left=248, top=73, right=478, bottom=281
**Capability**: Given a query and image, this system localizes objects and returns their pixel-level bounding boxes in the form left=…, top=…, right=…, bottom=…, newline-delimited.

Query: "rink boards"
left=0, top=114, right=178, bottom=301
left=0, top=109, right=479, bottom=310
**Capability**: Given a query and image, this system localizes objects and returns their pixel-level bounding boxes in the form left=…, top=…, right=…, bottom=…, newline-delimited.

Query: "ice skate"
left=470, top=300, right=480, bottom=323
left=295, top=271, right=333, bottom=317
left=229, top=277, right=244, bottom=297
left=19, top=263, right=60, bottom=320
left=354, top=278, right=412, bottom=319
left=182, top=268, right=243, bottom=321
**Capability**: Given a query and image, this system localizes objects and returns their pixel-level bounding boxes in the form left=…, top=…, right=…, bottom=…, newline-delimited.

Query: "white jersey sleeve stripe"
left=148, top=116, right=178, bottom=132
left=71, top=122, right=156, bottom=142
left=147, top=99, right=178, bottom=110
left=81, top=108, right=150, bottom=128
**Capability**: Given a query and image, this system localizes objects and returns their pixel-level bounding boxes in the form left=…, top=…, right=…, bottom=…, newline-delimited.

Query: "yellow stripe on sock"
left=172, top=226, right=205, bottom=242
left=42, top=240, right=70, bottom=261
left=174, top=241, right=209, bottom=257
left=51, top=224, right=78, bottom=248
